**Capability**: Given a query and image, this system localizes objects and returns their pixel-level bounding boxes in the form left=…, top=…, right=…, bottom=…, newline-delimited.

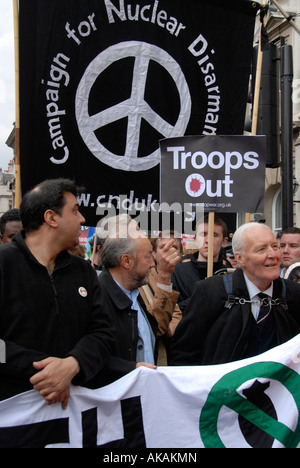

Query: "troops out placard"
left=160, top=135, right=266, bottom=213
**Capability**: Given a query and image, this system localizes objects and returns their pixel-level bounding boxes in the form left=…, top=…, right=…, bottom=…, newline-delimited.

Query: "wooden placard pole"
left=13, top=0, right=21, bottom=208
left=206, top=133, right=217, bottom=278
left=207, top=211, right=215, bottom=278
left=91, top=230, right=98, bottom=268
left=270, top=0, right=300, bottom=36
left=245, top=0, right=267, bottom=223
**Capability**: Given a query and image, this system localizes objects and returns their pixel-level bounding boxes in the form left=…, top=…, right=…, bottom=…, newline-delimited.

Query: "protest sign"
left=160, top=135, right=266, bottom=214
left=18, top=0, right=259, bottom=225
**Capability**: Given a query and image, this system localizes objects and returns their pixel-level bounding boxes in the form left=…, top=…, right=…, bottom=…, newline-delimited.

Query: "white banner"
left=1, top=335, right=300, bottom=449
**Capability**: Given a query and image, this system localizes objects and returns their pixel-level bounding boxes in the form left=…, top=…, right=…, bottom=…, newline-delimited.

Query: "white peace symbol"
left=75, top=41, right=192, bottom=172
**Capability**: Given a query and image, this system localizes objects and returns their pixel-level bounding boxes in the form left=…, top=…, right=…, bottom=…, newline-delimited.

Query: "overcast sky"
left=0, top=0, right=15, bottom=170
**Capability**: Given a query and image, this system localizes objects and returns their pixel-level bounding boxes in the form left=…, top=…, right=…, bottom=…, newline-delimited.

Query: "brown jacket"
left=139, top=267, right=182, bottom=338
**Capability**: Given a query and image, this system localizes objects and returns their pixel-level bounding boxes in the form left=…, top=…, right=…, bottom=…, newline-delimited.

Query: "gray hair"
left=232, top=222, right=273, bottom=254
left=101, top=236, right=137, bottom=269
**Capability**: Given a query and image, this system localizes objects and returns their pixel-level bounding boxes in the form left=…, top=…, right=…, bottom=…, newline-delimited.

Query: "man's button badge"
left=79, top=287, right=88, bottom=297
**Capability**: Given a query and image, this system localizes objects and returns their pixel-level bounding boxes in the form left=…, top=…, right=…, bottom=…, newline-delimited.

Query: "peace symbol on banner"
left=200, top=362, right=300, bottom=448
left=75, top=41, right=192, bottom=172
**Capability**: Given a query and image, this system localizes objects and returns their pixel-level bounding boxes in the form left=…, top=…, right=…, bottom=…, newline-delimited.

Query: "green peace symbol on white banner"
left=200, top=362, right=300, bottom=448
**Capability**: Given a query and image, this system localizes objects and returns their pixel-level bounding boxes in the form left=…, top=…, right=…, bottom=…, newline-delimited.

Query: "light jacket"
left=139, top=267, right=182, bottom=337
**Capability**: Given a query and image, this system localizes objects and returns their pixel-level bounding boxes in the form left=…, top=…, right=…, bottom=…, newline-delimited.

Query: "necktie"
left=257, top=293, right=271, bottom=324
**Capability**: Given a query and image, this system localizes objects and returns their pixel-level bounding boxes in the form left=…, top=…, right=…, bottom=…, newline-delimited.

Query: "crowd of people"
left=1, top=178, right=300, bottom=412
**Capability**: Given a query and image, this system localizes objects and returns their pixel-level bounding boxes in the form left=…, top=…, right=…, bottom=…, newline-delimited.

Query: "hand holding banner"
left=1, top=335, right=300, bottom=448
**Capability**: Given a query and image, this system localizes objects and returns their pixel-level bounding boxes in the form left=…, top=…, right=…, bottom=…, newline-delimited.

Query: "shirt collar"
left=243, top=272, right=273, bottom=299
left=113, top=278, right=139, bottom=302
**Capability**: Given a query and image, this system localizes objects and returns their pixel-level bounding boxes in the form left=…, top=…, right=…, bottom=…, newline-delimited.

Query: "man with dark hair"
left=0, top=178, right=114, bottom=408
left=172, top=214, right=228, bottom=313
left=0, top=208, right=22, bottom=244
left=279, top=227, right=300, bottom=277
left=20, top=178, right=82, bottom=233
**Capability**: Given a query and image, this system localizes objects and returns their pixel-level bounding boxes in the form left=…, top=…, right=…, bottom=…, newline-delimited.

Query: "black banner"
left=19, top=0, right=260, bottom=225
left=160, top=135, right=266, bottom=213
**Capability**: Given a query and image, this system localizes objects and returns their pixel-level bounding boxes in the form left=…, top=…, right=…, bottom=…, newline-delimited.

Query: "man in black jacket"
left=170, top=222, right=300, bottom=366
left=96, top=234, right=158, bottom=387
left=0, top=179, right=114, bottom=408
left=172, top=214, right=228, bottom=313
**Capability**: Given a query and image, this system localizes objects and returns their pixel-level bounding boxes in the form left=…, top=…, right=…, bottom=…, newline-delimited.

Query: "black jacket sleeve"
left=67, top=267, right=115, bottom=386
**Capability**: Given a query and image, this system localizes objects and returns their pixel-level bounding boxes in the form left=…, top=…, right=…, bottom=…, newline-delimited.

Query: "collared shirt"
left=114, top=280, right=155, bottom=364
left=243, top=273, right=273, bottom=321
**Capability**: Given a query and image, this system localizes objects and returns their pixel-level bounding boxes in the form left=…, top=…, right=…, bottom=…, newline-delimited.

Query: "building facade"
left=0, top=160, right=15, bottom=217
